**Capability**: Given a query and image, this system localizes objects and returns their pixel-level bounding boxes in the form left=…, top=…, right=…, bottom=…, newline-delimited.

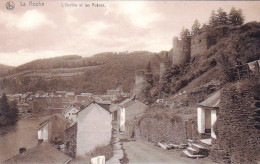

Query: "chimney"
left=19, top=148, right=26, bottom=154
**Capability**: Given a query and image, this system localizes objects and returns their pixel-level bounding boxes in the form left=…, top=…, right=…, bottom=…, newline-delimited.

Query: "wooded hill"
left=0, top=64, right=14, bottom=75
left=0, top=51, right=163, bottom=94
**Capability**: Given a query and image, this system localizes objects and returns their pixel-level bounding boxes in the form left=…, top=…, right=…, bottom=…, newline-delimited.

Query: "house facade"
left=114, top=98, right=148, bottom=132
left=37, top=115, right=69, bottom=144
left=197, top=90, right=220, bottom=140
left=64, top=105, right=80, bottom=124
left=76, top=102, right=112, bottom=157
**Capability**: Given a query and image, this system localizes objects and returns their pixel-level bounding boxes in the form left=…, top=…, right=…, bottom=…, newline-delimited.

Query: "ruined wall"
left=159, top=62, right=166, bottom=84
left=132, top=71, right=146, bottom=99
left=190, top=30, right=208, bottom=58
left=172, top=37, right=191, bottom=66
left=210, top=80, right=260, bottom=164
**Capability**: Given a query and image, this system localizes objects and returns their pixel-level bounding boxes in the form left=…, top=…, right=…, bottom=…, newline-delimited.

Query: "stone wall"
left=190, top=30, right=208, bottom=58
left=159, top=62, right=166, bottom=84
left=64, top=124, right=77, bottom=158
left=210, top=80, right=260, bottom=163
left=132, top=71, right=146, bottom=99
left=125, top=111, right=199, bottom=144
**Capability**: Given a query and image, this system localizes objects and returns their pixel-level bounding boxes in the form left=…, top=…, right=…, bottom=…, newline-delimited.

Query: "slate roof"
left=199, top=90, right=221, bottom=108
left=63, top=105, right=80, bottom=115
left=76, top=101, right=111, bottom=115
left=118, top=98, right=135, bottom=108
left=3, top=142, right=71, bottom=164
left=38, top=114, right=68, bottom=130
left=247, top=59, right=260, bottom=71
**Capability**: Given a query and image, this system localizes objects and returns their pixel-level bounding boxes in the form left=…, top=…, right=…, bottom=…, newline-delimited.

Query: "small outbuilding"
left=197, top=90, right=220, bottom=140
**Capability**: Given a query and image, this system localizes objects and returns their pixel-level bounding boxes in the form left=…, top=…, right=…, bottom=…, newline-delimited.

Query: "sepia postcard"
left=0, top=0, right=259, bottom=163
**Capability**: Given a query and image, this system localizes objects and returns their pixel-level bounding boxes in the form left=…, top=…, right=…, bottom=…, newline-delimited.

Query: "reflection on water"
left=0, top=110, right=62, bottom=162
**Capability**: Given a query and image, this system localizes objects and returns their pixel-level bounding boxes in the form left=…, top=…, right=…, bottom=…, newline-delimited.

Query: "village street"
left=119, top=135, right=217, bottom=164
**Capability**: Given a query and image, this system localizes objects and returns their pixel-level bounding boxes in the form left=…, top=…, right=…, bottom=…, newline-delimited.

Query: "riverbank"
left=0, top=109, right=62, bottom=162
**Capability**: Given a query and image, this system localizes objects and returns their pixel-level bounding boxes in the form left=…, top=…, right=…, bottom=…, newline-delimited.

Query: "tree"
left=145, top=62, right=153, bottom=86
left=180, top=27, right=190, bottom=40
left=191, top=19, right=201, bottom=35
left=216, top=8, right=228, bottom=26
left=209, top=10, right=217, bottom=27
left=1, top=94, right=9, bottom=118
left=228, top=7, right=244, bottom=26
left=9, top=100, right=18, bottom=123
left=143, top=62, right=154, bottom=103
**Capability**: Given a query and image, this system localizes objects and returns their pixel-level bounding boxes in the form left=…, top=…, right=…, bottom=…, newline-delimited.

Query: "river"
left=0, top=110, right=62, bottom=163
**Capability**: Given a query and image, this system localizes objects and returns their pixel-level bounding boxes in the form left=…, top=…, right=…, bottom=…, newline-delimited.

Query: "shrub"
left=85, top=143, right=114, bottom=164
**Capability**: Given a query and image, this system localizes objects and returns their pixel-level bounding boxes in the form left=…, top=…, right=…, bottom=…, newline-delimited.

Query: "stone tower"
left=132, top=71, right=146, bottom=98
left=172, top=36, right=191, bottom=66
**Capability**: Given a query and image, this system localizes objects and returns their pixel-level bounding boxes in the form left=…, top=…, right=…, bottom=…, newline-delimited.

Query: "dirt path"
left=120, top=136, right=217, bottom=164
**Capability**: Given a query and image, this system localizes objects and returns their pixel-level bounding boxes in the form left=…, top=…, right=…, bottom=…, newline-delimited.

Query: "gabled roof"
left=118, top=98, right=135, bottom=108
left=199, top=90, right=221, bottom=108
left=38, top=114, right=68, bottom=130
left=247, top=59, right=260, bottom=71
left=76, top=102, right=111, bottom=115
left=63, top=105, right=80, bottom=115
left=3, top=142, right=71, bottom=164
left=109, top=103, right=120, bottom=112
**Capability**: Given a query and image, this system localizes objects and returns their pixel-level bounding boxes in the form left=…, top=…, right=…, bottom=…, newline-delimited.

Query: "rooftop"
left=199, top=90, right=221, bottom=108
left=3, top=142, right=71, bottom=164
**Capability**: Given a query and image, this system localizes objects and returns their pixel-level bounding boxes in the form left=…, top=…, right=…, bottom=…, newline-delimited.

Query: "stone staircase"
left=182, top=139, right=210, bottom=159
left=106, top=133, right=124, bottom=164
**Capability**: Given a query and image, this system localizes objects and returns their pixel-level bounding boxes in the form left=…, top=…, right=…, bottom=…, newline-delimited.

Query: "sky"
left=0, top=1, right=260, bottom=66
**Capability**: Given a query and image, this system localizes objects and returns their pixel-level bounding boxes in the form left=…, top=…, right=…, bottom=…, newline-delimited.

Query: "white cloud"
left=117, top=2, right=161, bottom=28
left=0, top=10, right=55, bottom=31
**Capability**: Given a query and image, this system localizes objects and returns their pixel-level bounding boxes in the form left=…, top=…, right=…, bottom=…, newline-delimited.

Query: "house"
left=182, top=90, right=220, bottom=159
left=80, top=92, right=92, bottom=97
left=63, top=105, right=80, bottom=124
left=197, top=90, right=220, bottom=140
left=65, top=92, right=75, bottom=102
left=76, top=94, right=92, bottom=103
left=37, top=114, right=69, bottom=144
left=12, top=94, right=22, bottom=102
left=247, top=59, right=260, bottom=75
left=21, top=92, right=32, bottom=103
left=56, top=91, right=67, bottom=99
left=76, top=102, right=112, bottom=157
left=47, top=95, right=63, bottom=108
left=17, top=103, right=29, bottom=113
left=2, top=142, right=71, bottom=164
left=113, top=98, right=148, bottom=132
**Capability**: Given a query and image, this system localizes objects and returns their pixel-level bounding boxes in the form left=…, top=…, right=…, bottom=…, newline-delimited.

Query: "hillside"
left=0, top=51, right=163, bottom=94
left=127, top=22, right=260, bottom=146
left=0, top=64, right=14, bottom=75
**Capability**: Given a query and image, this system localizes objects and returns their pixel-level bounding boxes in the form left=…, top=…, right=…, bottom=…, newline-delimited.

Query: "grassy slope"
left=131, top=22, right=260, bottom=144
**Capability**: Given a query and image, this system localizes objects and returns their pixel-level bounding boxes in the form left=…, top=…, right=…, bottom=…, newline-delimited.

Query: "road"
left=120, top=136, right=217, bottom=164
